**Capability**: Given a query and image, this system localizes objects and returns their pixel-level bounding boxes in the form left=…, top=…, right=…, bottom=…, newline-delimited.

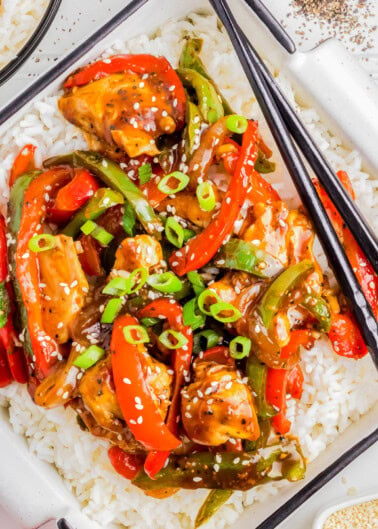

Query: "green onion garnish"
left=73, top=345, right=105, bottom=370
left=210, top=301, right=242, bottom=323
left=123, top=202, right=136, bottom=236
left=28, top=234, right=56, bottom=253
left=229, top=336, right=251, bottom=359
left=159, top=329, right=188, bottom=349
left=165, top=217, right=184, bottom=248
left=183, top=228, right=195, bottom=242
left=80, top=220, right=113, bottom=246
left=140, top=317, right=160, bottom=327
left=226, top=115, right=248, bottom=134
left=138, top=162, right=152, bottom=185
left=183, top=298, right=206, bottom=330
left=197, top=288, right=221, bottom=315
left=187, top=271, right=206, bottom=296
left=193, top=329, right=220, bottom=353
left=147, top=272, right=183, bottom=293
left=196, top=181, right=216, bottom=212
left=101, top=298, right=123, bottom=324
left=102, top=277, right=129, bottom=296
left=125, top=268, right=149, bottom=294
left=123, top=325, right=150, bottom=344
left=157, top=171, right=189, bottom=194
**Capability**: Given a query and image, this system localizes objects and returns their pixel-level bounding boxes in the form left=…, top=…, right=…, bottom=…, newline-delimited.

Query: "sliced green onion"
left=123, top=202, right=136, bottom=236
left=157, top=171, right=189, bottom=194
left=80, top=220, right=113, bottom=246
left=230, top=336, right=251, bottom=359
left=193, top=329, right=220, bottom=353
left=187, top=271, right=206, bottom=296
left=93, top=226, right=114, bottom=246
left=226, top=115, right=248, bottom=134
left=123, top=325, right=150, bottom=344
left=101, top=298, right=123, bottom=324
left=147, top=272, right=183, bottom=293
left=73, top=345, right=105, bottom=370
left=125, top=268, right=148, bottom=294
left=138, top=162, right=152, bottom=185
left=196, top=181, right=216, bottom=212
left=159, top=329, right=188, bottom=349
left=140, top=317, right=160, bottom=327
left=80, top=220, right=97, bottom=235
left=183, top=298, right=206, bottom=331
left=28, top=234, right=56, bottom=253
left=197, top=289, right=221, bottom=315
left=165, top=217, right=184, bottom=248
left=210, top=301, right=242, bottom=323
left=183, top=228, right=195, bottom=242
left=102, top=277, right=129, bottom=296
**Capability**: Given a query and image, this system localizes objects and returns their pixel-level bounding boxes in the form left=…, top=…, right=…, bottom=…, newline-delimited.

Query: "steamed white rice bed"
left=0, top=0, right=49, bottom=68
left=0, top=12, right=377, bottom=529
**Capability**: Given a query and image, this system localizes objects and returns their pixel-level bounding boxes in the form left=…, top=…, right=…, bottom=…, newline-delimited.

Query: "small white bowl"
left=312, top=491, right=378, bottom=529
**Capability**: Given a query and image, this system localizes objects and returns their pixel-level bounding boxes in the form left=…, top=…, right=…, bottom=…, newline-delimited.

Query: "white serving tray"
left=0, top=1, right=377, bottom=528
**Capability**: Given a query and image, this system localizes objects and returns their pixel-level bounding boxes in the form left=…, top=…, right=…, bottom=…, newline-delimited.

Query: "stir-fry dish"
left=1, top=39, right=377, bottom=527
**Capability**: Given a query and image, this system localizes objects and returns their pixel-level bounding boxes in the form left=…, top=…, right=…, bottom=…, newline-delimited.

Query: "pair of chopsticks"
left=209, top=0, right=378, bottom=367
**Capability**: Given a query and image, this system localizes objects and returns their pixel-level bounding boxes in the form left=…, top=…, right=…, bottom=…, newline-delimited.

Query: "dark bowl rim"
left=0, top=0, right=62, bottom=86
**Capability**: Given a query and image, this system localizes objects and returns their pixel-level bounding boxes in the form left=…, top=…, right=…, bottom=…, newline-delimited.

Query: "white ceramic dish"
left=312, top=491, right=378, bottom=529
left=0, top=1, right=377, bottom=528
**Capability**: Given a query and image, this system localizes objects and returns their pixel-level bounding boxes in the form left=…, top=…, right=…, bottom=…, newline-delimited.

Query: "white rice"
left=0, top=0, right=49, bottom=68
left=0, top=11, right=377, bottom=529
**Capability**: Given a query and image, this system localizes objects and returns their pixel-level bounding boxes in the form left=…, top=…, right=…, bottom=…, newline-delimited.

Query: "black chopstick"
left=243, top=0, right=296, bottom=54
left=209, top=0, right=378, bottom=367
left=242, top=1, right=378, bottom=275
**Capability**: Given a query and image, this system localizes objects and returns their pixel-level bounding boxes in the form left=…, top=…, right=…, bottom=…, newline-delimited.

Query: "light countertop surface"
left=0, top=1, right=377, bottom=528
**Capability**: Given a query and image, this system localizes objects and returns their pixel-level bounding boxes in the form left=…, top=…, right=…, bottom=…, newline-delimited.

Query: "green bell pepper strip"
left=214, top=238, right=283, bottom=279
left=132, top=439, right=305, bottom=491
left=44, top=151, right=163, bottom=238
left=185, top=101, right=203, bottom=158
left=299, top=292, right=332, bottom=332
left=254, top=150, right=276, bottom=174
left=8, top=171, right=41, bottom=357
left=259, top=259, right=314, bottom=329
left=177, top=68, right=224, bottom=124
left=246, top=356, right=277, bottom=418
left=195, top=490, right=233, bottom=528
left=179, top=38, right=234, bottom=115
left=62, top=187, right=124, bottom=238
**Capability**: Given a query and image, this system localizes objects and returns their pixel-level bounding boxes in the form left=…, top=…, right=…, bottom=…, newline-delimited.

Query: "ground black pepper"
left=286, top=0, right=376, bottom=52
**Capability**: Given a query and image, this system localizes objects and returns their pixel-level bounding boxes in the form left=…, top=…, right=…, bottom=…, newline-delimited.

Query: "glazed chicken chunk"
left=113, top=235, right=163, bottom=273
left=38, top=234, right=89, bottom=343
left=59, top=72, right=182, bottom=158
left=181, top=359, right=259, bottom=446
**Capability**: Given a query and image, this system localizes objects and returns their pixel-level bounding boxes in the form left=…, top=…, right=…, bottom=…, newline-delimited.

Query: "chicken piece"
left=78, top=351, right=173, bottom=433
left=113, top=235, right=163, bottom=273
left=38, top=235, right=89, bottom=344
left=181, top=359, right=259, bottom=446
left=34, top=345, right=81, bottom=408
left=59, top=73, right=181, bottom=158
left=157, top=188, right=223, bottom=228
left=242, top=201, right=290, bottom=266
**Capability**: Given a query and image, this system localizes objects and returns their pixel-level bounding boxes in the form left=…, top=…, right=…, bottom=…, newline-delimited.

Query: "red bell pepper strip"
left=64, top=54, right=186, bottom=130
left=0, top=214, right=27, bottom=383
left=0, top=341, right=12, bottom=387
left=16, top=168, right=71, bottom=378
left=138, top=299, right=193, bottom=478
left=329, top=312, right=367, bottom=359
left=266, top=368, right=291, bottom=435
left=287, top=365, right=304, bottom=400
left=280, top=329, right=313, bottom=360
left=48, top=169, right=99, bottom=224
left=108, top=446, right=144, bottom=480
left=202, top=345, right=235, bottom=367
left=78, top=235, right=102, bottom=277
left=9, top=144, right=36, bottom=187
left=170, top=121, right=259, bottom=276
left=111, top=314, right=182, bottom=452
